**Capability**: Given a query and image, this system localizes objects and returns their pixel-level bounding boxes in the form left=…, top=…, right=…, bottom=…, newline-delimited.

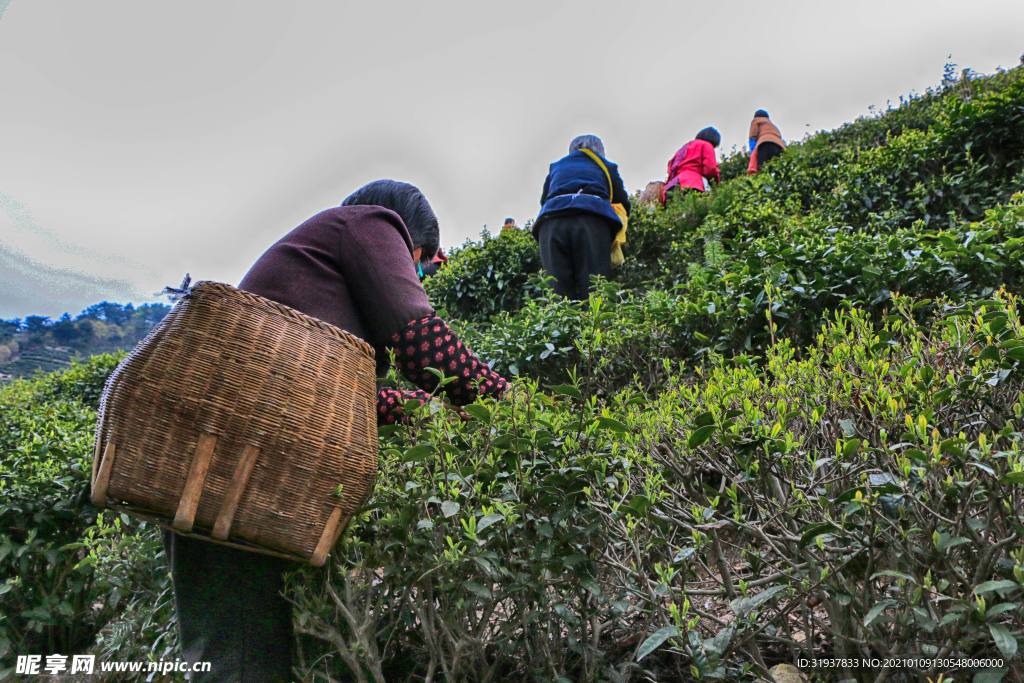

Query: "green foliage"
left=738, top=72, right=1024, bottom=235
left=424, top=67, right=1024, bottom=347
left=458, top=280, right=696, bottom=392
left=291, top=383, right=638, bottom=681
left=673, top=194, right=1024, bottom=356
left=0, top=379, right=106, bottom=669
left=290, top=295, right=1024, bottom=682
left=0, top=356, right=172, bottom=677
left=85, top=519, right=178, bottom=667
left=424, top=228, right=542, bottom=325
left=453, top=194, right=1024, bottom=397
left=830, top=65, right=1022, bottom=150
left=38, top=353, right=125, bottom=409
left=613, top=184, right=741, bottom=291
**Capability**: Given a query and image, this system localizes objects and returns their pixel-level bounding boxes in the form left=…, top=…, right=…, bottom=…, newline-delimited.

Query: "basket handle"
left=91, top=440, right=117, bottom=508
left=311, top=507, right=351, bottom=567
left=173, top=433, right=218, bottom=532
left=212, top=444, right=262, bottom=540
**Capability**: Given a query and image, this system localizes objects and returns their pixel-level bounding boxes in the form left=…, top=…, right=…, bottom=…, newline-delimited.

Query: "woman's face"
left=413, top=247, right=423, bottom=263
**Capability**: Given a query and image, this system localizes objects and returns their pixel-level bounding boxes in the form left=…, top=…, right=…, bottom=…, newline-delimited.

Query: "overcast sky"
left=1, top=0, right=1022, bottom=319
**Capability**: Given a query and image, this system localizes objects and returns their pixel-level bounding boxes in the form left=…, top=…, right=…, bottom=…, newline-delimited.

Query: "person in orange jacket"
left=747, top=110, right=786, bottom=174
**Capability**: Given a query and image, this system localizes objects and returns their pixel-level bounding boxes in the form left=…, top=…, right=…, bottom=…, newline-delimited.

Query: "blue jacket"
left=533, top=151, right=631, bottom=238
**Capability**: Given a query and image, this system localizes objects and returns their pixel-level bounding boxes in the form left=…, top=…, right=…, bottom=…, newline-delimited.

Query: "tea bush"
left=744, top=73, right=1024, bottom=234
left=0, top=356, right=172, bottom=678
left=452, top=194, right=1024, bottom=397
left=433, top=69, right=1024, bottom=333
left=37, top=353, right=125, bottom=409
left=424, top=228, right=542, bottom=325
left=289, top=293, right=1024, bottom=683
left=0, top=370, right=109, bottom=669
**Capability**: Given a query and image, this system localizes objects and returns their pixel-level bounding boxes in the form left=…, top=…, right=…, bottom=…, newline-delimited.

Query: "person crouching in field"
left=747, top=109, right=786, bottom=174
left=662, top=127, right=721, bottom=204
left=162, top=180, right=508, bottom=683
left=532, top=135, right=631, bottom=301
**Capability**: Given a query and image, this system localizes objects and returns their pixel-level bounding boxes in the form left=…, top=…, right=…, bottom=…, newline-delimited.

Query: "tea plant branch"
left=294, top=621, right=372, bottom=683
left=706, top=528, right=737, bottom=600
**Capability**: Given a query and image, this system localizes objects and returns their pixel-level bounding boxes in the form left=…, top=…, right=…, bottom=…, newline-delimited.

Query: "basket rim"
left=109, top=502, right=316, bottom=564
left=183, top=280, right=376, bottom=359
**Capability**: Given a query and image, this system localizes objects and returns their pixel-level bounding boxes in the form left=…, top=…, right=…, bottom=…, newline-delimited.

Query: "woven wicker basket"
left=91, top=281, right=378, bottom=566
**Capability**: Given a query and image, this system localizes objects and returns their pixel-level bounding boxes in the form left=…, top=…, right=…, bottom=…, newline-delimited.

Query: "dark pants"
left=757, top=142, right=783, bottom=168
left=538, top=213, right=613, bottom=301
left=162, top=530, right=295, bottom=683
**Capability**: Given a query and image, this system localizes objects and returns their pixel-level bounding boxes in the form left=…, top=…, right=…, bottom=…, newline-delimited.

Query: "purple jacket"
left=239, top=206, right=434, bottom=377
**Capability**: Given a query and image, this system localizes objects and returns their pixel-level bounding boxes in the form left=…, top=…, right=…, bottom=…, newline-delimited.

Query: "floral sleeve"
left=387, top=314, right=508, bottom=405
left=376, top=387, right=431, bottom=425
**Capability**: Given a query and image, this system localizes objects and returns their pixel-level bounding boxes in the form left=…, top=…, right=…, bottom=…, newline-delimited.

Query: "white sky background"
left=1, top=0, right=1022, bottom=319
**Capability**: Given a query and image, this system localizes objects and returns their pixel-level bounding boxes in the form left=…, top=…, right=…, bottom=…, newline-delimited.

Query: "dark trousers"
left=538, top=214, right=613, bottom=301
left=162, top=530, right=295, bottom=683
left=757, top=142, right=783, bottom=168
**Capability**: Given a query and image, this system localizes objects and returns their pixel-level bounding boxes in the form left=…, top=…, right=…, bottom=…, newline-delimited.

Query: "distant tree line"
left=0, top=302, right=170, bottom=363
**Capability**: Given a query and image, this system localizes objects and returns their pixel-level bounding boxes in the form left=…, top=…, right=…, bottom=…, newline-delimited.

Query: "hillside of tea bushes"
left=0, top=303, right=171, bottom=382
left=3, top=66, right=1024, bottom=683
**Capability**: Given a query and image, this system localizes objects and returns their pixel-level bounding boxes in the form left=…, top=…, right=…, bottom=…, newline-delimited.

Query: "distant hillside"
left=0, top=301, right=169, bottom=381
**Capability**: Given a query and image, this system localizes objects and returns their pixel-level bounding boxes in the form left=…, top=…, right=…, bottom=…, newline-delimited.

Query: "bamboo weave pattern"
left=91, top=281, right=378, bottom=565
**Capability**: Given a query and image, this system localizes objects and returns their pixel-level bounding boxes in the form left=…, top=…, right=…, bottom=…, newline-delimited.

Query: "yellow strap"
left=579, top=148, right=613, bottom=198
left=579, top=147, right=628, bottom=267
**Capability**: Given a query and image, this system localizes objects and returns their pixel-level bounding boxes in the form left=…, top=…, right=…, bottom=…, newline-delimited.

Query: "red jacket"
left=663, top=139, right=720, bottom=200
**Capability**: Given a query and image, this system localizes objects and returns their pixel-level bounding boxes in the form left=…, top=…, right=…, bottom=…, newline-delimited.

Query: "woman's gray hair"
left=569, top=135, right=605, bottom=158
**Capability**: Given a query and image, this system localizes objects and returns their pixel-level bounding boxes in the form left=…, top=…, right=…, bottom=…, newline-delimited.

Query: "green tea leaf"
left=636, top=626, right=679, bottom=661
left=973, top=668, right=1008, bottom=683
left=462, top=404, right=491, bottom=423
left=863, top=599, right=898, bottom=626
left=402, top=445, right=434, bottom=463
left=694, top=411, right=715, bottom=427
left=798, top=522, right=838, bottom=550
left=463, top=581, right=492, bottom=599
left=870, top=570, right=915, bottom=582
left=974, top=580, right=1020, bottom=596
left=477, top=514, right=505, bottom=532
left=596, top=417, right=628, bottom=434
left=688, top=425, right=716, bottom=449
left=989, top=623, right=1017, bottom=659
left=730, top=584, right=788, bottom=617
left=548, top=384, right=584, bottom=401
